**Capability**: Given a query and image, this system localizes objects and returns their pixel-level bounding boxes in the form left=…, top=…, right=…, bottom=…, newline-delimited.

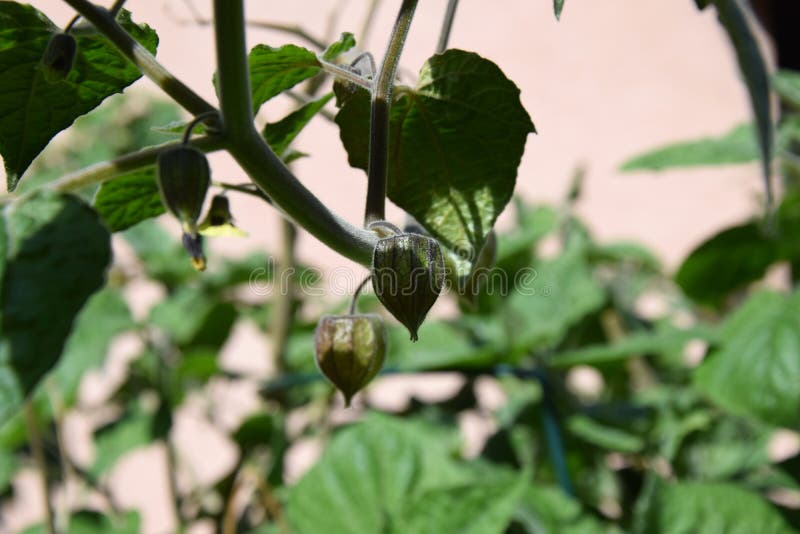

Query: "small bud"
left=199, top=195, right=247, bottom=237
left=157, top=145, right=211, bottom=235
left=372, top=233, right=445, bottom=341
left=314, top=314, right=387, bottom=406
left=41, top=33, right=77, bottom=83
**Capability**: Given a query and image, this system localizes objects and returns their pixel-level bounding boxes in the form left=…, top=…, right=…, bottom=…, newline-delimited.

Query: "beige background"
left=2, top=1, right=771, bottom=532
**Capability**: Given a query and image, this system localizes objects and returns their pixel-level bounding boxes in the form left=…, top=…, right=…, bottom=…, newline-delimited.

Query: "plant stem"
left=365, top=0, right=419, bottom=225
left=62, top=0, right=216, bottom=117
left=270, top=218, right=297, bottom=366
left=212, top=0, right=378, bottom=265
left=317, top=59, right=373, bottom=90
left=24, top=402, right=56, bottom=534
left=437, top=0, right=460, bottom=53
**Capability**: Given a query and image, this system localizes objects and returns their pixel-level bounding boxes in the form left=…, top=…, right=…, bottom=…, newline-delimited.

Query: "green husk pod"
left=41, top=32, right=77, bottom=83
left=372, top=233, right=445, bottom=341
left=157, top=145, right=211, bottom=271
left=314, top=314, right=387, bottom=406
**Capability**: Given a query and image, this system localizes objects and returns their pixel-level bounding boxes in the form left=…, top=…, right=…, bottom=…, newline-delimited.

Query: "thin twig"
left=108, top=0, right=126, bottom=17
left=365, top=0, right=419, bottom=225
left=175, top=0, right=327, bottom=50
left=437, top=0, right=460, bottom=53
left=359, top=0, right=382, bottom=47
left=63, top=0, right=216, bottom=117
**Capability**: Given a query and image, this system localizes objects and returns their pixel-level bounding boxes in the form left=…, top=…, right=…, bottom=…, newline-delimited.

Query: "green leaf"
left=0, top=4, right=158, bottom=190
left=22, top=511, right=140, bottom=534
left=619, top=123, right=758, bottom=172
left=336, top=50, right=534, bottom=274
left=322, top=32, right=356, bottom=62
left=566, top=415, right=644, bottom=453
left=712, top=0, right=774, bottom=205
left=554, top=0, right=566, bottom=20
left=773, top=69, right=800, bottom=110
left=263, top=93, right=334, bottom=157
left=514, top=486, right=619, bottom=533
left=675, top=222, right=778, bottom=304
left=286, top=414, right=468, bottom=534
left=93, top=169, right=164, bottom=232
left=90, top=402, right=154, bottom=477
left=398, top=475, right=526, bottom=534
left=47, top=287, right=133, bottom=406
left=504, top=238, right=605, bottom=357
left=0, top=191, right=111, bottom=426
left=552, top=325, right=717, bottom=368
left=641, top=482, right=793, bottom=534
left=694, top=290, right=800, bottom=428
left=148, top=285, right=216, bottom=345
left=248, top=44, right=321, bottom=114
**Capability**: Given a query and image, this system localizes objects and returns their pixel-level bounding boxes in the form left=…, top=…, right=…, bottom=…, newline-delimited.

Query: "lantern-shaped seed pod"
left=372, top=233, right=445, bottom=341
left=41, top=33, right=77, bottom=83
left=157, top=145, right=211, bottom=271
left=314, top=314, right=387, bottom=406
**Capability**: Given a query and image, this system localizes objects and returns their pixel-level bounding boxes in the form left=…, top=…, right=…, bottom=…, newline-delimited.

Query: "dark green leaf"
left=249, top=44, right=321, bottom=114
left=93, top=169, right=164, bottom=232
left=620, top=123, right=758, bottom=172
left=713, top=0, right=774, bottom=205
left=694, top=290, right=800, bottom=427
left=554, top=0, right=566, bottom=20
left=336, top=50, right=535, bottom=275
left=322, top=32, right=356, bottom=62
left=773, top=69, right=800, bottom=110
left=641, top=482, right=792, bottom=533
left=0, top=4, right=158, bottom=190
left=0, top=191, right=110, bottom=426
left=263, top=93, right=333, bottom=157
left=675, top=223, right=778, bottom=304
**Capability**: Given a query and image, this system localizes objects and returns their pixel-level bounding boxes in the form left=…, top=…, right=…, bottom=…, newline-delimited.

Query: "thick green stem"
left=437, top=0, right=460, bottom=53
left=365, top=0, right=419, bottom=225
left=212, top=0, right=378, bottom=265
left=63, top=0, right=216, bottom=117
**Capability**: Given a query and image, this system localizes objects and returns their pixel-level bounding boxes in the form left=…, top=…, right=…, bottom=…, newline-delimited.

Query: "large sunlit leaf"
left=0, top=191, right=111, bottom=425
left=694, top=290, right=800, bottom=428
left=336, top=50, right=535, bottom=275
left=0, top=3, right=158, bottom=190
left=287, top=414, right=467, bottom=534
